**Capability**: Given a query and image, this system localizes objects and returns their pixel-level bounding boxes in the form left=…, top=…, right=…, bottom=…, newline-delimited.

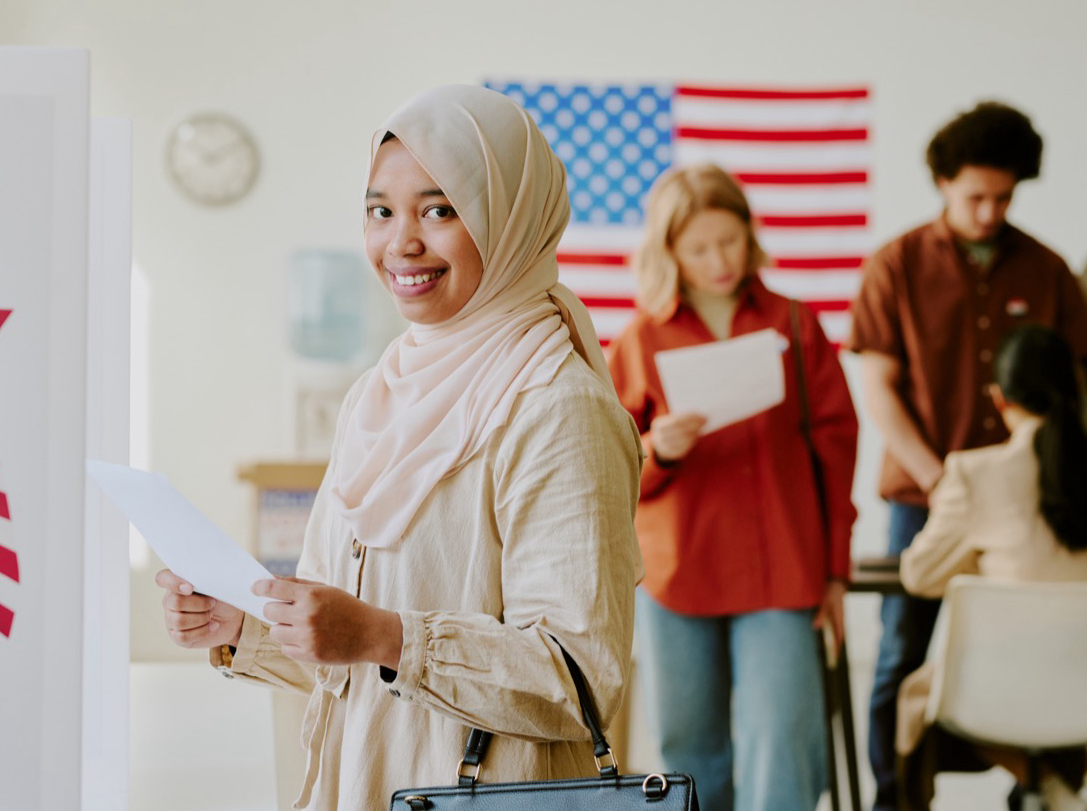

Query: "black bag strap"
left=456, top=728, right=493, bottom=786
left=457, top=643, right=618, bottom=785
left=788, top=299, right=830, bottom=540
left=788, top=299, right=814, bottom=452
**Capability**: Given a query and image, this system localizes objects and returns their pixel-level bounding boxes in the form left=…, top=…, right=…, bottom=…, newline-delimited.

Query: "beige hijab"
left=332, top=85, right=613, bottom=548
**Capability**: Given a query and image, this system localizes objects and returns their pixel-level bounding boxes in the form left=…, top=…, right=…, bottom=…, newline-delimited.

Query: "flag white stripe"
left=674, top=97, right=872, bottom=128
left=587, top=308, right=637, bottom=338
left=674, top=141, right=872, bottom=171
left=759, top=228, right=873, bottom=255
left=561, top=224, right=643, bottom=252
left=558, top=268, right=638, bottom=297
left=761, top=269, right=862, bottom=301
left=743, top=186, right=871, bottom=213
left=560, top=268, right=863, bottom=302
left=560, top=230, right=873, bottom=260
left=817, top=311, right=852, bottom=344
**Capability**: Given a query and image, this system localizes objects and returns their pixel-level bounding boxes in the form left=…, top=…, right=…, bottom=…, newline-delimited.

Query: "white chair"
left=925, top=575, right=1087, bottom=810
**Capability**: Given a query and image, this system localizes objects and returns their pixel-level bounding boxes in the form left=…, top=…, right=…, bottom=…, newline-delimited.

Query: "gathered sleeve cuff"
left=208, top=612, right=316, bottom=695
left=382, top=611, right=620, bottom=742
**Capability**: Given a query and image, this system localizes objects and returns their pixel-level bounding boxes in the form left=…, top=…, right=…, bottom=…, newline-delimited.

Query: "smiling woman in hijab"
left=155, top=85, right=643, bottom=811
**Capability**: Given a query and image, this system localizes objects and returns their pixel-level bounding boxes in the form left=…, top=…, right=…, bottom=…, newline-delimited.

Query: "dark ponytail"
left=994, top=325, right=1087, bottom=551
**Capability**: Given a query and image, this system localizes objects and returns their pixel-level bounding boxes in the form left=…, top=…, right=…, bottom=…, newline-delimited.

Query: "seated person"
left=896, top=324, right=1087, bottom=811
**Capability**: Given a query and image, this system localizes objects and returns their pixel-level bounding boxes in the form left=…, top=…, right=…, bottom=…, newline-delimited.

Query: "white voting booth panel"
left=0, top=48, right=131, bottom=811
left=84, top=117, right=132, bottom=811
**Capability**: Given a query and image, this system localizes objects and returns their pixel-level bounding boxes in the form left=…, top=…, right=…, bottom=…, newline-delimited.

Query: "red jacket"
left=607, top=277, right=859, bottom=615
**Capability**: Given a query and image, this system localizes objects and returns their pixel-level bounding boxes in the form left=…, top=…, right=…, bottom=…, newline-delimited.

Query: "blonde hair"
left=633, top=163, right=767, bottom=316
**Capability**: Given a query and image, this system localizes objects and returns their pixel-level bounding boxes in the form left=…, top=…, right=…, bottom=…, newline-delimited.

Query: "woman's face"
left=672, top=208, right=751, bottom=299
left=365, top=138, right=484, bottom=325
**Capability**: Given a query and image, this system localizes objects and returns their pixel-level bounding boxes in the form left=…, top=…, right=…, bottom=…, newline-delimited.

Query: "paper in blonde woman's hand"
left=654, top=328, right=786, bottom=432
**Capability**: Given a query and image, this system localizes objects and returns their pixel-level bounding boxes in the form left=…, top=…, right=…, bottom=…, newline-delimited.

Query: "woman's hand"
left=255, top=577, right=404, bottom=670
left=812, top=579, right=847, bottom=653
left=156, top=568, right=244, bottom=649
left=649, top=412, right=707, bottom=462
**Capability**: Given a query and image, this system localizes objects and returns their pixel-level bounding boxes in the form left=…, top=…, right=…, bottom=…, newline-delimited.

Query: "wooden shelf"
left=236, top=461, right=327, bottom=491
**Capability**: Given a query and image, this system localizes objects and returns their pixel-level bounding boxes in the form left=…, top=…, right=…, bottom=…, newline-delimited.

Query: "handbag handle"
left=457, top=644, right=619, bottom=785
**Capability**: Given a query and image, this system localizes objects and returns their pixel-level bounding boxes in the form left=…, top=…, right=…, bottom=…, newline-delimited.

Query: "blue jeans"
left=636, top=590, right=827, bottom=811
left=867, top=502, right=941, bottom=811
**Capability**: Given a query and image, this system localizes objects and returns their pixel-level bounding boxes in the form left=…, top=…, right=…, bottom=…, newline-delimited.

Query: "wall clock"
left=166, top=112, right=260, bottom=206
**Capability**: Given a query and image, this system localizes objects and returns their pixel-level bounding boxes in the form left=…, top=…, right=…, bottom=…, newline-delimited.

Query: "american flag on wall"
left=484, top=80, right=872, bottom=346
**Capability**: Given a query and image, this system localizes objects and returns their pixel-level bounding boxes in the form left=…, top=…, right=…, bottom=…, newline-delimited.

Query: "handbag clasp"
left=594, top=747, right=619, bottom=776
left=642, top=773, right=669, bottom=800
left=456, top=758, right=482, bottom=785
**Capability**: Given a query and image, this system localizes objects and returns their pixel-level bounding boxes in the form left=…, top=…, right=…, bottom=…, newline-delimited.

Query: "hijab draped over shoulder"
left=332, top=84, right=613, bottom=548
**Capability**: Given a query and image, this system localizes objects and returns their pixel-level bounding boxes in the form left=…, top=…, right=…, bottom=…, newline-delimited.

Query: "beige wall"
left=3, top=0, right=1087, bottom=663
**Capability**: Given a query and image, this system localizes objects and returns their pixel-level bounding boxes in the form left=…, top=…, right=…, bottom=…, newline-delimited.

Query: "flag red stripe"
left=0, top=491, right=8, bottom=520
left=560, top=256, right=866, bottom=271
left=676, top=126, right=868, bottom=143
left=579, top=296, right=636, bottom=309
left=676, top=86, right=869, bottom=101
left=773, top=256, right=865, bottom=270
left=735, top=171, right=868, bottom=185
left=580, top=297, right=851, bottom=315
left=802, top=300, right=852, bottom=314
left=0, top=309, right=10, bottom=331
left=758, top=214, right=868, bottom=228
left=0, top=545, right=18, bottom=583
left=555, top=252, right=629, bottom=266
left=0, top=604, right=13, bottom=638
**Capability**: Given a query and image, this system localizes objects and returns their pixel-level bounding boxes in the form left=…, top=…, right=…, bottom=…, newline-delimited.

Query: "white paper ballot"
left=654, top=328, right=786, bottom=433
left=86, top=460, right=277, bottom=619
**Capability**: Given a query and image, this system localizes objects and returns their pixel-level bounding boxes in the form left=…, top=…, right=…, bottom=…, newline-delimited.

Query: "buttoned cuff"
left=381, top=610, right=428, bottom=700
left=208, top=613, right=265, bottom=678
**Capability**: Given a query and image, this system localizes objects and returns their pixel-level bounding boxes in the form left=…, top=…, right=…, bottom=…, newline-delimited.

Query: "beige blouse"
left=897, top=416, right=1087, bottom=756
left=212, top=354, right=642, bottom=810
left=900, top=416, right=1087, bottom=598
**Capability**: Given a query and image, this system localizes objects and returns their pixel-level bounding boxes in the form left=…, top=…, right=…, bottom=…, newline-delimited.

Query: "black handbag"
left=389, top=647, right=699, bottom=811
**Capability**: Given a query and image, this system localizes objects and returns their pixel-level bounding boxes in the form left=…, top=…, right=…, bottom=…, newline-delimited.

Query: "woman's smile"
left=388, top=266, right=448, bottom=293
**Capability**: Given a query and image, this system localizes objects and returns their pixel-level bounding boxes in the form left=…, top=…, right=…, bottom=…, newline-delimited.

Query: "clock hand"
left=204, top=139, right=248, bottom=162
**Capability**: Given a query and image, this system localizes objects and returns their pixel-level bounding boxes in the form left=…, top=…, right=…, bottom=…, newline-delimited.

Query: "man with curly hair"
left=848, top=101, right=1087, bottom=811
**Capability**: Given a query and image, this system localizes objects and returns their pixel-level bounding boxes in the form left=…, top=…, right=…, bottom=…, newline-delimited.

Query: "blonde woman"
left=155, top=85, right=643, bottom=810
left=608, top=164, right=859, bottom=811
